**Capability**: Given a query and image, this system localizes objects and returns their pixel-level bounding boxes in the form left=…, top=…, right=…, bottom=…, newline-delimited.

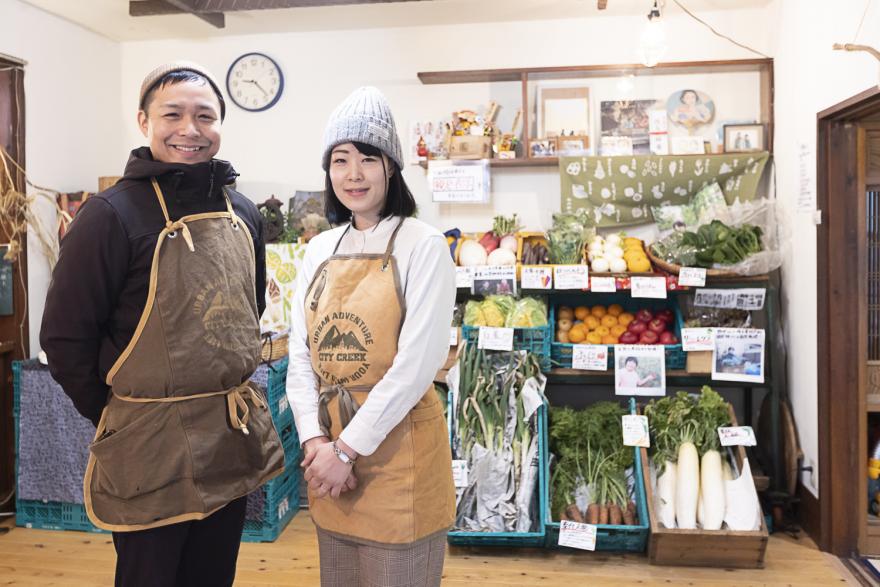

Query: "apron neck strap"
left=330, top=217, right=406, bottom=270
left=150, top=178, right=172, bottom=225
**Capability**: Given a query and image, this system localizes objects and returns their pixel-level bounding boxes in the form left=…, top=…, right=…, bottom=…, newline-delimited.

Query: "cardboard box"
left=686, top=351, right=713, bottom=374
left=450, top=135, right=492, bottom=160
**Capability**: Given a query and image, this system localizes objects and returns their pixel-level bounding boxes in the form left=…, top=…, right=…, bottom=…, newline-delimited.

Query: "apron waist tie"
left=113, top=382, right=265, bottom=435
left=318, top=384, right=368, bottom=438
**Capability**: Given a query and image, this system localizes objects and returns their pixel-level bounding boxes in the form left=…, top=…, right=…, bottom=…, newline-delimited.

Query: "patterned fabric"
left=316, top=527, right=446, bottom=587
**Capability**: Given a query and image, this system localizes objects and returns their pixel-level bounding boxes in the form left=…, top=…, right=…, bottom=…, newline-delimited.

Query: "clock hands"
left=242, top=78, right=269, bottom=97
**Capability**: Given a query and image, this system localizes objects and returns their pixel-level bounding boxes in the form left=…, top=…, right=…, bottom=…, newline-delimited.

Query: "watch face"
left=226, top=52, right=284, bottom=112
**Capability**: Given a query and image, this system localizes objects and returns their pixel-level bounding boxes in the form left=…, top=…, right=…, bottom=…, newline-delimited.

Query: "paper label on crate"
left=571, top=344, right=609, bottom=371
left=277, top=496, right=290, bottom=521
left=694, top=288, right=766, bottom=310
left=558, top=521, right=597, bottom=551
left=678, top=267, right=707, bottom=287
left=521, top=377, right=545, bottom=421
left=452, top=460, right=469, bottom=488
left=478, top=327, right=514, bottom=351
left=455, top=266, right=474, bottom=289
left=472, top=265, right=517, bottom=296
left=449, top=327, right=459, bottom=346
left=521, top=266, right=553, bottom=290
left=278, top=395, right=290, bottom=415
left=681, top=328, right=716, bottom=351
left=554, top=265, right=589, bottom=290
left=590, top=276, right=617, bottom=292
left=622, top=415, right=650, bottom=448
left=630, top=276, right=667, bottom=299
left=718, top=426, right=757, bottom=447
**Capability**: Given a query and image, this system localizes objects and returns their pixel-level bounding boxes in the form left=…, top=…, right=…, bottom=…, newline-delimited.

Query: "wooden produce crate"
left=644, top=405, right=769, bottom=568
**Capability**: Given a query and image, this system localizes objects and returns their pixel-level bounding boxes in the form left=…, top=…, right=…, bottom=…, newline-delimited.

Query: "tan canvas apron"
left=304, top=219, right=455, bottom=546
left=83, top=178, right=285, bottom=532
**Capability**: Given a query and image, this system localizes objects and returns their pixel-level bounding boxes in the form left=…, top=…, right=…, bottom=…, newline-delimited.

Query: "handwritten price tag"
left=554, top=265, right=589, bottom=290
left=591, top=276, right=617, bottom=292
left=630, top=276, right=667, bottom=299
left=571, top=344, right=609, bottom=371
left=521, top=266, right=553, bottom=290
left=719, top=426, right=757, bottom=447
left=455, top=266, right=474, bottom=289
left=681, top=328, right=715, bottom=351
left=678, top=267, right=707, bottom=287
left=622, top=415, right=650, bottom=447
left=478, top=327, right=514, bottom=351
left=452, top=460, right=469, bottom=487
left=558, top=521, right=597, bottom=551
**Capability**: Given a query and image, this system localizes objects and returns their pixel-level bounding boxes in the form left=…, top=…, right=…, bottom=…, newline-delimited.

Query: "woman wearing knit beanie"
left=286, top=86, right=456, bottom=586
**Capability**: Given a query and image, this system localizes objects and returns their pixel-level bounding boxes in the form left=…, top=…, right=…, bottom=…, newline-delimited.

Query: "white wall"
left=1, top=0, right=124, bottom=355
left=770, top=0, right=880, bottom=497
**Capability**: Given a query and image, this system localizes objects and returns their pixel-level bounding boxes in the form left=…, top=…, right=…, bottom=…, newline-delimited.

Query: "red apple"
left=659, top=331, right=678, bottom=345
left=619, top=331, right=639, bottom=344
left=639, top=330, right=659, bottom=344
left=648, top=318, right=667, bottom=334
left=628, top=320, right=648, bottom=335
left=635, top=308, right=654, bottom=323
left=655, top=309, right=674, bottom=324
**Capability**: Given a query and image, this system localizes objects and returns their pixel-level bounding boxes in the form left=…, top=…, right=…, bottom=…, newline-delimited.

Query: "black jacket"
left=40, top=147, right=266, bottom=426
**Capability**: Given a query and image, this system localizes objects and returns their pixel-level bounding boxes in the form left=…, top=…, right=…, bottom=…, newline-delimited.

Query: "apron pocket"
left=90, top=403, right=190, bottom=500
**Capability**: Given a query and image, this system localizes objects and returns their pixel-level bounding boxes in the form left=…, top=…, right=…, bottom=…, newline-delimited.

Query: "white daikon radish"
left=675, top=441, right=699, bottom=529
left=721, top=458, right=734, bottom=481
left=655, top=461, right=677, bottom=529
left=700, top=450, right=726, bottom=530
left=696, top=489, right=705, bottom=527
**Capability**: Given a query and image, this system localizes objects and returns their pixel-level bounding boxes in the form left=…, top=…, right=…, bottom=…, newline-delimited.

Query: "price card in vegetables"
left=451, top=460, right=469, bottom=487
left=622, top=414, right=650, bottom=447
left=478, top=327, right=514, bottom=351
left=630, top=276, right=667, bottom=299
left=572, top=344, right=608, bottom=371
left=614, top=344, right=666, bottom=396
left=521, top=266, right=553, bottom=289
left=681, top=327, right=715, bottom=351
left=472, top=265, right=517, bottom=296
left=718, top=426, right=757, bottom=447
left=455, top=266, right=474, bottom=289
left=558, top=521, right=597, bottom=551
left=678, top=267, right=707, bottom=287
left=590, top=276, right=617, bottom=292
left=554, top=265, right=589, bottom=289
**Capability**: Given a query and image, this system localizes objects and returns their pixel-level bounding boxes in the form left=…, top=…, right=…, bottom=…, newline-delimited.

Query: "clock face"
left=226, top=53, right=284, bottom=112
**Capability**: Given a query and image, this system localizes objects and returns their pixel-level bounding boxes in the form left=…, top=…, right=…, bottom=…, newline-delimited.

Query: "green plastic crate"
left=461, top=324, right=552, bottom=372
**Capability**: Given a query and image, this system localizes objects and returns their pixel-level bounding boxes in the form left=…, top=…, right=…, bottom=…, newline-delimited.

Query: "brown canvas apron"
left=83, top=178, right=285, bottom=532
left=303, top=219, right=455, bottom=546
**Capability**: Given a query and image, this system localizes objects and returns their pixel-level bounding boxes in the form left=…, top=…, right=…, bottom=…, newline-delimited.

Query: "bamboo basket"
left=260, top=333, right=289, bottom=362
left=645, top=245, right=738, bottom=277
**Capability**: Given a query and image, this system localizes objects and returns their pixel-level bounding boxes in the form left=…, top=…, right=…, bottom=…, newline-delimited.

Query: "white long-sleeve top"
left=285, top=215, right=455, bottom=456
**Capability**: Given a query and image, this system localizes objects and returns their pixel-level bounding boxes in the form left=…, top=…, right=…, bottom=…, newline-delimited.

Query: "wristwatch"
left=332, top=441, right=356, bottom=465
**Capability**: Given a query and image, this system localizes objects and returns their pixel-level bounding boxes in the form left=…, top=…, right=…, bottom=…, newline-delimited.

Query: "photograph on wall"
left=600, top=100, right=662, bottom=154
left=666, top=89, right=715, bottom=130
left=712, top=327, right=765, bottom=383
left=614, top=344, right=666, bottom=396
left=724, top=124, right=765, bottom=153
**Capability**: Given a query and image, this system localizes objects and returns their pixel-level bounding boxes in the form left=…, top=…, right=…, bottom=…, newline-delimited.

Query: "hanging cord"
left=853, top=0, right=874, bottom=43
left=671, top=0, right=771, bottom=59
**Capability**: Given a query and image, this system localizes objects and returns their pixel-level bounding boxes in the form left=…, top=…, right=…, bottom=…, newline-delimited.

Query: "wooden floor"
left=0, top=512, right=858, bottom=586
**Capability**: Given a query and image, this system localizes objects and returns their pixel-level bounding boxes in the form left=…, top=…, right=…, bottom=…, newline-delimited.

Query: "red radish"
left=659, top=332, right=678, bottom=345
left=619, top=331, right=639, bottom=344
left=635, top=308, right=654, bottom=323
left=639, top=331, right=659, bottom=344
left=655, top=309, right=674, bottom=323
left=628, top=320, right=648, bottom=335
left=648, top=318, right=667, bottom=334
left=478, top=231, right=500, bottom=253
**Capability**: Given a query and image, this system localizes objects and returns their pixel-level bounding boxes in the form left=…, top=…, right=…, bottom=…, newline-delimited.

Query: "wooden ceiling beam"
left=129, top=1, right=225, bottom=28
left=598, top=0, right=608, bottom=8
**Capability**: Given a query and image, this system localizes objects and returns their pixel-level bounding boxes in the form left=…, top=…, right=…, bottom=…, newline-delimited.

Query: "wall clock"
left=226, top=52, right=284, bottom=112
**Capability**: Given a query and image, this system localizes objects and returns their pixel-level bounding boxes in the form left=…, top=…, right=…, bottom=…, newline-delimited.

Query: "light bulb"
left=640, top=3, right=667, bottom=67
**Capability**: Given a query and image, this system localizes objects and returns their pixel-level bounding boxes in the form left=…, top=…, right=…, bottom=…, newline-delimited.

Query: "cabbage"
left=506, top=298, right=548, bottom=328
left=464, top=300, right=487, bottom=326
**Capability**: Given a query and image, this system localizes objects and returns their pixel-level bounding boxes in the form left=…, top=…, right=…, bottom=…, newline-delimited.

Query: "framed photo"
left=600, top=99, right=662, bottom=154
left=723, top=124, right=765, bottom=153
left=670, top=135, right=706, bottom=155
left=529, top=138, right=557, bottom=158
left=537, top=85, right=590, bottom=140
left=557, top=135, right=590, bottom=155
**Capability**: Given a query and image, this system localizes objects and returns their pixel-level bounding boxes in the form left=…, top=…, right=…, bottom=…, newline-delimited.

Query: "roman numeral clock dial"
left=226, top=52, right=284, bottom=112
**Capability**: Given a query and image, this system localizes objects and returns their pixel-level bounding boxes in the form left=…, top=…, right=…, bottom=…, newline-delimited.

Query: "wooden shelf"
left=418, top=157, right=558, bottom=169
left=869, top=394, right=880, bottom=413
left=546, top=368, right=771, bottom=388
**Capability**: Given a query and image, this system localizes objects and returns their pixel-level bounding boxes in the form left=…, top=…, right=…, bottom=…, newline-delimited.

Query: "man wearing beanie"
left=286, top=86, right=456, bottom=586
left=40, top=62, right=285, bottom=586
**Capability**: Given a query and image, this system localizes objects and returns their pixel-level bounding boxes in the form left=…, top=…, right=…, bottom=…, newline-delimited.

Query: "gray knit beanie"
left=139, top=61, right=226, bottom=121
left=322, top=86, right=403, bottom=170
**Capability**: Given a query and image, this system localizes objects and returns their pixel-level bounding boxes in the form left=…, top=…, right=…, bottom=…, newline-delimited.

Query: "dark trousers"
left=112, top=496, right=248, bottom=587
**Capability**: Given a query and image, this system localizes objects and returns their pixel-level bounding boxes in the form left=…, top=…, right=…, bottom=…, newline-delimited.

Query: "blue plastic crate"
left=461, top=324, right=552, bottom=372
left=550, top=293, right=687, bottom=370
left=263, top=357, right=291, bottom=423
left=241, top=465, right=301, bottom=542
left=447, top=395, right=548, bottom=547
left=544, top=398, right=650, bottom=552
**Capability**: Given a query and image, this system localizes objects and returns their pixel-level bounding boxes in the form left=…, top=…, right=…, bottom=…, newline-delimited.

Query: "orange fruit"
left=586, top=332, right=603, bottom=345
left=601, top=334, right=618, bottom=345
left=627, top=256, right=652, bottom=273
left=610, top=324, right=628, bottom=338
left=618, top=312, right=635, bottom=326
left=601, top=314, right=618, bottom=328
left=591, top=305, right=607, bottom=319
left=624, top=237, right=643, bottom=248
left=594, top=325, right=610, bottom=337
left=568, top=328, right=586, bottom=344
left=574, top=306, right=590, bottom=321
left=607, top=304, right=624, bottom=317
left=584, top=315, right=601, bottom=330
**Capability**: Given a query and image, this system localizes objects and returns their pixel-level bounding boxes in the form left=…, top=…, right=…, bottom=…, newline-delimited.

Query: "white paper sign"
left=797, top=142, right=816, bottom=212
left=558, top=521, right=597, bottom=551
left=712, top=328, right=765, bottom=383
left=678, top=267, right=707, bottom=287
left=452, top=460, right=469, bottom=488
left=521, top=266, right=553, bottom=290
left=455, top=266, right=474, bottom=289
left=694, top=288, right=766, bottom=310
left=719, top=426, right=757, bottom=447
left=472, top=265, right=517, bottom=296
left=630, top=276, right=667, bottom=299
left=449, top=327, right=459, bottom=346
left=572, top=344, right=609, bottom=371
left=554, top=265, right=589, bottom=290
left=428, top=160, right=490, bottom=203
left=478, top=327, right=514, bottom=351
left=614, top=344, right=666, bottom=397
left=681, top=327, right=715, bottom=351
left=590, top=276, right=617, bottom=292
left=622, top=414, right=650, bottom=447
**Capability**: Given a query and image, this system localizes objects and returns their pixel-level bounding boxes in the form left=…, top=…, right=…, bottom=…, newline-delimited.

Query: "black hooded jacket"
left=40, top=147, right=266, bottom=426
